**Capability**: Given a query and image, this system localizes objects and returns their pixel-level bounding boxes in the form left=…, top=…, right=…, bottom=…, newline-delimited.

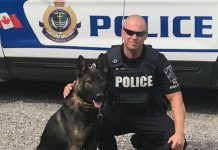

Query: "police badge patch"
left=163, top=65, right=177, bottom=83
left=39, top=0, right=81, bottom=42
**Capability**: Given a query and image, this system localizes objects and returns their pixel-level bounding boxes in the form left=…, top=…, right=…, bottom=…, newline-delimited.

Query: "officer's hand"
left=63, top=81, right=77, bottom=98
left=168, top=133, right=185, bottom=150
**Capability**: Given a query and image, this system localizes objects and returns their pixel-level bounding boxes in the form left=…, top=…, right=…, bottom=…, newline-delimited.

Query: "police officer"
left=64, top=14, right=187, bottom=150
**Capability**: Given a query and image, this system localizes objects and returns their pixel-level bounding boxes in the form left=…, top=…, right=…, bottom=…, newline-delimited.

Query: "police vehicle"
left=0, top=0, right=218, bottom=88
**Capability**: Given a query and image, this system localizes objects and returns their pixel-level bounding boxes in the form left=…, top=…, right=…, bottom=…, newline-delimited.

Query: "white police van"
left=0, top=0, right=218, bottom=88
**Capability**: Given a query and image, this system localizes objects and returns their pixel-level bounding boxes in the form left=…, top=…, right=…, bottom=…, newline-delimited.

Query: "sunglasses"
left=123, top=27, right=147, bottom=37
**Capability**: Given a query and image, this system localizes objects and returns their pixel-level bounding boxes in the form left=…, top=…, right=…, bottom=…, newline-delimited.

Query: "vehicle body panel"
left=0, top=0, right=218, bottom=87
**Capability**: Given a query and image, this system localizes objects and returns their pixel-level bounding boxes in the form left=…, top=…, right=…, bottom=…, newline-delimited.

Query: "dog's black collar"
left=74, top=95, right=96, bottom=109
left=74, top=95, right=103, bottom=119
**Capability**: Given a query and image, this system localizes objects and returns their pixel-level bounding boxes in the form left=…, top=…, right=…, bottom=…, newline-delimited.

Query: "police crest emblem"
left=39, top=0, right=81, bottom=42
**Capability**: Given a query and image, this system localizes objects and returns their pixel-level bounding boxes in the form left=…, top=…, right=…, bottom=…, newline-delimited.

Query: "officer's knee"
left=130, top=134, right=139, bottom=148
left=156, top=142, right=172, bottom=150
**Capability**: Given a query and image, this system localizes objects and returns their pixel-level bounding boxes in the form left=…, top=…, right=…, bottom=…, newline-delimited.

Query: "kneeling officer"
left=64, top=14, right=187, bottom=150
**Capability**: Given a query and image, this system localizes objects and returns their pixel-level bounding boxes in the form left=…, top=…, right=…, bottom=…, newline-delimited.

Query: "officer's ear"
left=96, top=53, right=108, bottom=75
left=77, top=55, right=88, bottom=77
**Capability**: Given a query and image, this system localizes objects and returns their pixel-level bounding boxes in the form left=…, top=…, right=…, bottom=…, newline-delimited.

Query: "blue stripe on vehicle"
left=159, top=49, right=218, bottom=52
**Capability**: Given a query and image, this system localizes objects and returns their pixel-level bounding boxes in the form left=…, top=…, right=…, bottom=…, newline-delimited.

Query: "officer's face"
left=122, top=16, right=147, bottom=55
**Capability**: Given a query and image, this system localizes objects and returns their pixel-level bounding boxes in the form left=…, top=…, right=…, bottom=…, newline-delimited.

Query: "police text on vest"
left=115, top=75, right=153, bottom=88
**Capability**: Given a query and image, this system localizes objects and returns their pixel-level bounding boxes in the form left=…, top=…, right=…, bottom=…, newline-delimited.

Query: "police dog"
left=36, top=54, right=108, bottom=150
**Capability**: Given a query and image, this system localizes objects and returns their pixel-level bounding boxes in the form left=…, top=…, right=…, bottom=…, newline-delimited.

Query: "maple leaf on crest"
left=1, top=15, right=11, bottom=25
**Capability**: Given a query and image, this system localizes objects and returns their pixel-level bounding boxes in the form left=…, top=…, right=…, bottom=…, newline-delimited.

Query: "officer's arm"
left=157, top=53, right=185, bottom=129
left=166, top=91, right=185, bottom=134
left=166, top=91, right=186, bottom=149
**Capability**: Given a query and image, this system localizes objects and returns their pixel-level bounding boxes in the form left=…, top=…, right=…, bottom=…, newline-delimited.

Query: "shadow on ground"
left=0, top=79, right=67, bottom=103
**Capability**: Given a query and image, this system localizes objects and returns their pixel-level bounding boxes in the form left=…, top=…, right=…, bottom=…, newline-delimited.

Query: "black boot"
left=157, top=140, right=187, bottom=150
left=156, top=142, right=172, bottom=150
left=130, top=134, right=156, bottom=150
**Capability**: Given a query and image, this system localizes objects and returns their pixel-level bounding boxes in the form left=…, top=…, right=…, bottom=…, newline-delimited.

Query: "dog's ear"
left=96, top=53, right=108, bottom=75
left=77, top=55, right=88, bottom=77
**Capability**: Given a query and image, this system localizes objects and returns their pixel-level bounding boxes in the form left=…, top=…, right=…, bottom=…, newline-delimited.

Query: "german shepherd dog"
left=36, top=54, right=108, bottom=150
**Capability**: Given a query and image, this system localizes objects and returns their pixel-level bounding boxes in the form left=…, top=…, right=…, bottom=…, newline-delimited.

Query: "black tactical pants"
left=98, top=105, right=187, bottom=150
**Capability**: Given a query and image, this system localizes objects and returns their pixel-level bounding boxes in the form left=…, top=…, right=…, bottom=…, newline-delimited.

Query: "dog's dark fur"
left=36, top=54, right=108, bottom=150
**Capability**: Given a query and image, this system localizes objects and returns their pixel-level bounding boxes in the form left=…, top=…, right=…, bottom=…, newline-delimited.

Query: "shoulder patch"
left=163, top=65, right=177, bottom=83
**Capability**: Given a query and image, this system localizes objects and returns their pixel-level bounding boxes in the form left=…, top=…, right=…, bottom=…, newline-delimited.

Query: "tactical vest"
left=107, top=45, right=159, bottom=105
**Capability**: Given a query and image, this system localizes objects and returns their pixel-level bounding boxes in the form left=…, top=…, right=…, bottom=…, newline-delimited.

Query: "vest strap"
left=144, top=45, right=159, bottom=69
left=107, top=44, right=159, bottom=69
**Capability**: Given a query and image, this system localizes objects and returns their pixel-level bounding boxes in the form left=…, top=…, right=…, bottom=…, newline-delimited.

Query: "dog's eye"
left=85, top=79, right=93, bottom=89
left=85, top=79, right=92, bottom=83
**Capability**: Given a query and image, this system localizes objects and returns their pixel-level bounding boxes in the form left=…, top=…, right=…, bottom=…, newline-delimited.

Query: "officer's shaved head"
left=123, top=14, right=147, bottom=31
